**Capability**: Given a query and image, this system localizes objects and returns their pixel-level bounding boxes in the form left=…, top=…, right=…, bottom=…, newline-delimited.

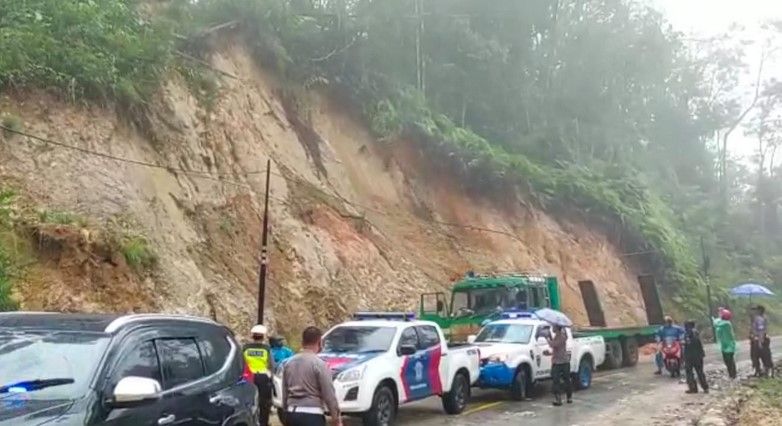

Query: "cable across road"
left=1, top=122, right=650, bottom=258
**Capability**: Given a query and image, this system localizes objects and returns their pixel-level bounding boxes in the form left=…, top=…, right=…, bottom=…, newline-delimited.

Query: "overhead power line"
left=0, top=124, right=267, bottom=183
left=2, top=123, right=651, bottom=260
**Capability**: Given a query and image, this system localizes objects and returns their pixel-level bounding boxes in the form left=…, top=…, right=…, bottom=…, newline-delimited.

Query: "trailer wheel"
left=622, top=337, right=639, bottom=367
left=603, top=340, right=624, bottom=369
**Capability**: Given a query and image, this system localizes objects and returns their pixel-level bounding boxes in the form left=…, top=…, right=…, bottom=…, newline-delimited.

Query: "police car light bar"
left=353, top=312, right=416, bottom=321
left=500, top=309, right=536, bottom=319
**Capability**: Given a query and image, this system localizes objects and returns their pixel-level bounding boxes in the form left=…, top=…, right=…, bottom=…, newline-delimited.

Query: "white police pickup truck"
left=470, top=314, right=605, bottom=400
left=272, top=312, right=481, bottom=426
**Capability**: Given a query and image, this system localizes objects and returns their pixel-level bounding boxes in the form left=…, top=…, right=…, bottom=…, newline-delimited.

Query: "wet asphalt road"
left=348, top=337, right=782, bottom=426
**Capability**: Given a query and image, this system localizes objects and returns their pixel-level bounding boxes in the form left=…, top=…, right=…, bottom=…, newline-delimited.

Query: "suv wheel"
left=363, top=385, right=396, bottom=426
left=510, top=367, right=529, bottom=401
left=442, top=372, right=469, bottom=414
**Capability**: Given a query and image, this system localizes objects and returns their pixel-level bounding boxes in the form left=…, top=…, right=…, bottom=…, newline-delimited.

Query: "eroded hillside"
left=0, top=39, right=651, bottom=337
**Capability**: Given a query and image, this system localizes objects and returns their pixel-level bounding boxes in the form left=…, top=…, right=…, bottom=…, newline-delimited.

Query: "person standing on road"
left=751, top=305, right=773, bottom=377
left=244, top=325, right=275, bottom=426
left=546, top=324, right=573, bottom=406
left=282, top=326, right=342, bottom=426
left=712, top=308, right=737, bottom=379
left=683, top=320, right=708, bottom=394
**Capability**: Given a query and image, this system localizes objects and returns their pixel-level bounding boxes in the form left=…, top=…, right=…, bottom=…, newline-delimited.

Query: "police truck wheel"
left=603, top=340, right=624, bottom=370
left=363, top=385, right=396, bottom=426
left=621, top=337, right=639, bottom=367
left=573, top=357, right=593, bottom=390
left=442, top=372, right=469, bottom=414
left=510, top=367, right=529, bottom=401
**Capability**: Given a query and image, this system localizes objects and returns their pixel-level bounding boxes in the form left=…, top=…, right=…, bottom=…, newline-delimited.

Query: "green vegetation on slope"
left=0, top=190, right=19, bottom=311
left=6, top=0, right=782, bottom=320
left=0, top=0, right=174, bottom=107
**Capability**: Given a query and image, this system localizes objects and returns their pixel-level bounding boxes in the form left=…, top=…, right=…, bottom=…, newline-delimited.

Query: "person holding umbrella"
left=751, top=305, right=773, bottom=377
left=546, top=324, right=573, bottom=406
left=535, top=308, right=574, bottom=406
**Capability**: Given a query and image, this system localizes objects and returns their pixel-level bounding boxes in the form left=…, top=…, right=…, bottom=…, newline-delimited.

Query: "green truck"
left=419, top=272, right=666, bottom=369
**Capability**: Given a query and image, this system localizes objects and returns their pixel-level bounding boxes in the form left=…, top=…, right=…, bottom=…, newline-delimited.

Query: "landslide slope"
left=0, top=39, right=650, bottom=336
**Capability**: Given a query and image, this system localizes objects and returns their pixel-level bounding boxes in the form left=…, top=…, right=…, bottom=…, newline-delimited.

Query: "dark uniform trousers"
left=254, top=374, right=272, bottom=426
left=283, top=412, right=326, bottom=426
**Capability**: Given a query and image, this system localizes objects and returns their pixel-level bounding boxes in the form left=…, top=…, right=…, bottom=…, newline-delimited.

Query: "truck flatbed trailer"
left=420, top=272, right=665, bottom=370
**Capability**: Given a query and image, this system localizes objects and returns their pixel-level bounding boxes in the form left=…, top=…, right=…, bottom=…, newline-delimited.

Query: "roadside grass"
left=754, top=375, right=782, bottom=408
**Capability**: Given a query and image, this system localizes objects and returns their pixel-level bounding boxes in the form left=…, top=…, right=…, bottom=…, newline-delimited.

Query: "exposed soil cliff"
left=0, top=38, right=650, bottom=337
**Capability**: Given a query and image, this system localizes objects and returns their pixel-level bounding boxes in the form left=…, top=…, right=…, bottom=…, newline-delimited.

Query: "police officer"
left=282, top=326, right=341, bottom=426
left=244, top=324, right=275, bottom=426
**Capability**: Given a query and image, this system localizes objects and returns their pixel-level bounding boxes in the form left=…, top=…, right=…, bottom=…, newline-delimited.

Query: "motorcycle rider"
left=655, top=316, right=684, bottom=375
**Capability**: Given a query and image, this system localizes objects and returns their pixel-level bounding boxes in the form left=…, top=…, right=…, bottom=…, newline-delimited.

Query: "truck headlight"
left=487, top=353, right=509, bottom=363
left=336, top=365, right=366, bottom=383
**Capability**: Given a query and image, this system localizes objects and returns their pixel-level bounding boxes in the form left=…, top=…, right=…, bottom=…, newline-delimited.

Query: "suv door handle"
left=158, top=414, right=176, bottom=425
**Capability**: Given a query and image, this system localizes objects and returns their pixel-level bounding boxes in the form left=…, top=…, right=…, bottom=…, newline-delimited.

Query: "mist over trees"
left=2, top=0, right=782, bottom=318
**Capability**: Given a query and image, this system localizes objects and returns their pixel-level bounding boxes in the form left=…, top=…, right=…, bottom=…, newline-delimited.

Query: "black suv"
left=0, top=313, right=258, bottom=426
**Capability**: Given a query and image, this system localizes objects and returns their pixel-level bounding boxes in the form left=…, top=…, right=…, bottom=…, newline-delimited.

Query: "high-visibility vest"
left=244, top=344, right=271, bottom=374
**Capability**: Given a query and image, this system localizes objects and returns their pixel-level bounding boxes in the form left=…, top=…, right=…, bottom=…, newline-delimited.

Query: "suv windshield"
left=475, top=324, right=534, bottom=344
left=322, top=326, right=396, bottom=353
left=0, top=330, right=110, bottom=400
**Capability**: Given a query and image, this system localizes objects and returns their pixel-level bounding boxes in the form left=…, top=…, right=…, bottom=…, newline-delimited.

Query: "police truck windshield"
left=322, top=326, right=396, bottom=353
left=475, top=324, right=534, bottom=344
left=0, top=331, right=110, bottom=400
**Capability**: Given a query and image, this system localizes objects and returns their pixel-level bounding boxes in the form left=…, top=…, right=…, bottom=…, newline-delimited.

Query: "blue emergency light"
left=499, top=309, right=536, bottom=319
left=353, top=312, right=416, bottom=321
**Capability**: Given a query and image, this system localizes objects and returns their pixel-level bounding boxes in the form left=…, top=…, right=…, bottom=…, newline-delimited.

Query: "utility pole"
left=700, top=236, right=717, bottom=341
left=257, top=159, right=271, bottom=324
left=414, top=0, right=426, bottom=95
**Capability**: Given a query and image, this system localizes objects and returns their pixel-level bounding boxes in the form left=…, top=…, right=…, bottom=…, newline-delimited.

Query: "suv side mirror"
left=467, top=335, right=477, bottom=344
left=399, top=345, right=417, bottom=356
left=111, top=377, right=162, bottom=407
left=536, top=337, right=548, bottom=346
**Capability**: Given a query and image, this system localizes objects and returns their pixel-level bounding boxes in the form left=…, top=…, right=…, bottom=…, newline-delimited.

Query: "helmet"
left=720, top=309, right=732, bottom=321
left=251, top=324, right=268, bottom=336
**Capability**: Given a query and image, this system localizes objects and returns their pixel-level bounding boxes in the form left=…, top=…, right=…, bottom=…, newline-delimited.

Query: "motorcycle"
left=661, top=338, right=682, bottom=377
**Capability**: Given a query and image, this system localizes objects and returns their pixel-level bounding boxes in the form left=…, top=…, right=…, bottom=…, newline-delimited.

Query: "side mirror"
left=536, top=337, right=548, bottom=346
left=399, top=344, right=417, bottom=356
left=467, top=335, right=477, bottom=344
left=111, top=376, right=162, bottom=407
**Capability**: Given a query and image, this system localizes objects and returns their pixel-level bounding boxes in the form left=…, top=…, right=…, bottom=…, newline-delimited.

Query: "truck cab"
left=420, top=273, right=560, bottom=341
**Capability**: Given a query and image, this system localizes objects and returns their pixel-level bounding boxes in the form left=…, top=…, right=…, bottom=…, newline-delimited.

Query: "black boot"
left=553, top=393, right=563, bottom=406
